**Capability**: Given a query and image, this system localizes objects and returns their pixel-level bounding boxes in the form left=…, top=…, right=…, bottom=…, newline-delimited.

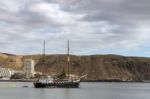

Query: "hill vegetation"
left=1, top=53, right=150, bottom=81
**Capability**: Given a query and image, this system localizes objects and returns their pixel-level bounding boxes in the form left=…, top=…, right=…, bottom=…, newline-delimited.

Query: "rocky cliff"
left=1, top=53, right=150, bottom=81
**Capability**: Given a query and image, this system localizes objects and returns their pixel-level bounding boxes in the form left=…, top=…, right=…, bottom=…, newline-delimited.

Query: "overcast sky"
left=0, top=0, right=150, bottom=56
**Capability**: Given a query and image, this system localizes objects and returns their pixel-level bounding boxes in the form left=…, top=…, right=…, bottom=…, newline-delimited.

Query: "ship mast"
left=67, top=40, right=70, bottom=79
left=42, top=40, right=46, bottom=79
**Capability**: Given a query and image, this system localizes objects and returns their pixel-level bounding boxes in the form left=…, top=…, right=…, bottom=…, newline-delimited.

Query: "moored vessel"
left=34, top=40, right=80, bottom=88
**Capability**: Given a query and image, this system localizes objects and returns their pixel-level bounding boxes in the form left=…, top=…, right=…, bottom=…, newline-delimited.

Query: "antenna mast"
left=42, top=40, right=46, bottom=79
left=67, top=40, right=70, bottom=79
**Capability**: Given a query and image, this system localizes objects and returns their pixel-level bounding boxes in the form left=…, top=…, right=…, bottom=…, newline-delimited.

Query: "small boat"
left=22, top=86, right=29, bottom=88
left=34, top=41, right=80, bottom=88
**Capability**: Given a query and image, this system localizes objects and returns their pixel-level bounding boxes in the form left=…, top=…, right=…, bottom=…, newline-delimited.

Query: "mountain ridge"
left=0, top=53, right=150, bottom=81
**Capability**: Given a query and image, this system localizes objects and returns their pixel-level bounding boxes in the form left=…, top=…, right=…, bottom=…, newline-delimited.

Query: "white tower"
left=24, top=59, right=34, bottom=78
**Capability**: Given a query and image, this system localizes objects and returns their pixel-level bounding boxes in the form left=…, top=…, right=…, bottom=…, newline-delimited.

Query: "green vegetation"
left=57, top=69, right=66, bottom=79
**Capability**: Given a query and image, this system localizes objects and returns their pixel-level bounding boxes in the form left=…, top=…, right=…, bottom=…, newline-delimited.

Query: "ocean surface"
left=0, top=82, right=150, bottom=99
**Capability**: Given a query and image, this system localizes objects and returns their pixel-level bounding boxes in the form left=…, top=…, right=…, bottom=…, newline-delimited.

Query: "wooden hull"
left=34, top=81, right=80, bottom=88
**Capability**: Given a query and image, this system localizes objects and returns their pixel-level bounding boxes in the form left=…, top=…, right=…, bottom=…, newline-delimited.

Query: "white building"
left=24, top=59, right=34, bottom=78
left=0, top=68, right=14, bottom=80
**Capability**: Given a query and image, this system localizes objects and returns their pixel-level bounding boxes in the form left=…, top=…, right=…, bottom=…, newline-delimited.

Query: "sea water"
left=0, top=82, right=150, bottom=99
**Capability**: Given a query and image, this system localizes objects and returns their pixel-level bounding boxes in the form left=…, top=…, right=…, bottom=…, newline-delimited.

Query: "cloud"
left=0, top=0, right=149, bottom=56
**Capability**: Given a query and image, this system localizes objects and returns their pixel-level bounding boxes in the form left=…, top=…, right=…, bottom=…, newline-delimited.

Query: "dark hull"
left=34, top=81, right=80, bottom=88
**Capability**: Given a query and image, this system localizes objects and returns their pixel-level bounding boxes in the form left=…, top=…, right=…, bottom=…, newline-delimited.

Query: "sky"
left=0, top=0, right=150, bottom=57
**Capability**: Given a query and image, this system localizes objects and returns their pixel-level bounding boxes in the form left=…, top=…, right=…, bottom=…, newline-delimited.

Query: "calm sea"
left=0, top=82, right=150, bottom=99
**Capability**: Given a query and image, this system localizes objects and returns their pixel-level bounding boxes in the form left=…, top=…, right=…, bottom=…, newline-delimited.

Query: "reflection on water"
left=0, top=82, right=150, bottom=99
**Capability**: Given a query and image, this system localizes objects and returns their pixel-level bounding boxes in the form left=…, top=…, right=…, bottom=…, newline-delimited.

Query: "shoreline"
left=0, top=79, right=146, bottom=83
left=0, top=79, right=34, bottom=82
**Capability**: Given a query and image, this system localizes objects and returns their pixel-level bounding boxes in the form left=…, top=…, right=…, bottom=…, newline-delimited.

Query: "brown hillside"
left=1, top=53, right=150, bottom=81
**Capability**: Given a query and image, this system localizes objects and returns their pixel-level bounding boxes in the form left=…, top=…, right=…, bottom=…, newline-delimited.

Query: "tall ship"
left=34, top=41, right=80, bottom=88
